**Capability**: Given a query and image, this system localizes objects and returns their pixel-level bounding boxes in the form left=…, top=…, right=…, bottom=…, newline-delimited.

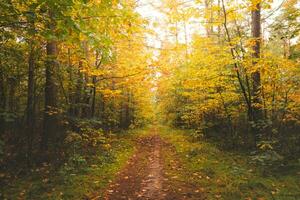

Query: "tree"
left=251, top=0, right=262, bottom=143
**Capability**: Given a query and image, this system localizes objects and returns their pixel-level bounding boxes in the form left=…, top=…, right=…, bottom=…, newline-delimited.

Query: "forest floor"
left=100, top=128, right=205, bottom=200
left=1, top=125, right=300, bottom=200
left=92, top=125, right=300, bottom=200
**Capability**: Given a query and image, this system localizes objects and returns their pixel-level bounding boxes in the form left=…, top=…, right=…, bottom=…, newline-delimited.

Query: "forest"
left=0, top=0, right=299, bottom=199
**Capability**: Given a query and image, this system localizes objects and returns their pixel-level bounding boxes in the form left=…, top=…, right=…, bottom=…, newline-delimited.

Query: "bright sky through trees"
left=136, top=0, right=298, bottom=51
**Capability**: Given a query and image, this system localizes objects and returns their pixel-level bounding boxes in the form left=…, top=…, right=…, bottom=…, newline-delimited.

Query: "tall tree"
left=251, top=0, right=262, bottom=136
left=41, top=10, right=59, bottom=152
left=26, top=40, right=36, bottom=164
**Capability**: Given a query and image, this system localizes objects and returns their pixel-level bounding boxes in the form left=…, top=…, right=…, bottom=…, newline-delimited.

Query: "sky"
left=136, top=0, right=165, bottom=50
left=135, top=0, right=287, bottom=50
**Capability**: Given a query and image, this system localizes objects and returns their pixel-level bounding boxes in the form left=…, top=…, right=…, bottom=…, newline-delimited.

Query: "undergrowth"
left=0, top=126, right=148, bottom=200
left=158, top=125, right=300, bottom=200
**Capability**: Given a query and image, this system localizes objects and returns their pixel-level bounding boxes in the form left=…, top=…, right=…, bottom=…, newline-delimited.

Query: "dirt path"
left=100, top=128, right=206, bottom=200
left=139, top=136, right=164, bottom=199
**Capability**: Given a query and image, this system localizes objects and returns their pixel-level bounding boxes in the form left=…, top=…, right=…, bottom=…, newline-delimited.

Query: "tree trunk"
left=67, top=48, right=75, bottom=116
left=75, top=61, right=83, bottom=117
left=217, top=0, right=221, bottom=43
left=91, top=49, right=99, bottom=119
left=251, top=1, right=262, bottom=143
left=91, top=84, right=96, bottom=118
left=7, top=77, right=17, bottom=113
left=81, top=41, right=91, bottom=118
left=99, top=92, right=105, bottom=121
left=283, top=38, right=290, bottom=58
left=205, top=0, right=211, bottom=37
left=0, top=64, right=6, bottom=134
left=26, top=41, right=36, bottom=165
left=210, top=0, right=214, bottom=34
left=41, top=19, right=59, bottom=153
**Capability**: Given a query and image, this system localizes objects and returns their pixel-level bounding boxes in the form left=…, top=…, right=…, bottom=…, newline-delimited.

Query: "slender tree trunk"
left=205, top=0, right=211, bottom=37
left=8, top=77, right=17, bottom=113
left=0, top=65, right=6, bottom=134
left=41, top=11, right=59, bottom=152
left=82, top=41, right=91, bottom=118
left=251, top=1, right=262, bottom=144
left=0, top=68, right=5, bottom=109
left=99, top=92, right=105, bottom=121
left=82, top=76, right=91, bottom=118
left=26, top=41, right=36, bottom=165
left=283, top=38, right=290, bottom=58
left=67, top=48, right=75, bottom=116
left=217, top=0, right=221, bottom=43
left=183, top=18, right=189, bottom=59
left=91, top=84, right=96, bottom=118
left=41, top=40, right=59, bottom=152
left=210, top=0, right=214, bottom=34
left=91, top=51, right=100, bottom=118
left=126, top=91, right=132, bottom=127
left=221, top=0, right=251, bottom=115
left=75, top=61, right=83, bottom=117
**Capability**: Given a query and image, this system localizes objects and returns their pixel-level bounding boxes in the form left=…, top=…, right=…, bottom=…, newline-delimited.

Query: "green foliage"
left=71, top=154, right=87, bottom=166
left=251, top=150, right=284, bottom=166
left=64, top=126, right=109, bottom=166
left=2, top=127, right=136, bottom=199
left=186, top=129, right=203, bottom=142
left=159, top=126, right=300, bottom=200
left=0, top=112, right=17, bottom=123
left=156, top=0, right=300, bottom=156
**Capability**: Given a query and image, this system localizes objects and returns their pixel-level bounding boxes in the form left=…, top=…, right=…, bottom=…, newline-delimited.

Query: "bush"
left=251, top=150, right=283, bottom=166
left=190, top=129, right=204, bottom=141
left=64, top=126, right=109, bottom=158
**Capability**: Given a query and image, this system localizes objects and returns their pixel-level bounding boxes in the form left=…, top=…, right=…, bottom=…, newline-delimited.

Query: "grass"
left=158, top=125, right=300, bottom=200
left=0, top=127, right=150, bottom=200
left=2, top=125, right=299, bottom=200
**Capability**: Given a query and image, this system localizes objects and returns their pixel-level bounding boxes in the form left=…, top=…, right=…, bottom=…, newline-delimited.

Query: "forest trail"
left=102, top=128, right=205, bottom=200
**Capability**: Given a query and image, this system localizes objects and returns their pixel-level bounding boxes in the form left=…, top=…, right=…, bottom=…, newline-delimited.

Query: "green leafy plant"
left=251, top=150, right=284, bottom=166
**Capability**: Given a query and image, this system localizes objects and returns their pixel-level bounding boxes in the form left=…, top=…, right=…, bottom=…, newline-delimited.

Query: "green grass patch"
left=158, top=125, right=300, bottom=200
left=1, top=128, right=150, bottom=200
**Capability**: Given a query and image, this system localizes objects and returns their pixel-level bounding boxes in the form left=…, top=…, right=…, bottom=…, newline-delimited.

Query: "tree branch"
left=95, top=71, right=144, bottom=83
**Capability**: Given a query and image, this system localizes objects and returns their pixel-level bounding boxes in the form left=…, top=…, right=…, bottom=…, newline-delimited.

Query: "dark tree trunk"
left=99, top=92, right=105, bottom=120
left=81, top=79, right=91, bottom=118
left=91, top=84, right=96, bottom=118
left=120, top=90, right=131, bottom=129
left=67, top=48, right=75, bottom=116
left=251, top=2, right=262, bottom=143
left=82, top=41, right=92, bottom=118
left=0, top=66, right=6, bottom=133
left=26, top=41, right=36, bottom=165
left=91, top=51, right=102, bottom=118
left=41, top=40, right=59, bottom=152
left=8, top=77, right=17, bottom=113
left=75, top=61, right=83, bottom=117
